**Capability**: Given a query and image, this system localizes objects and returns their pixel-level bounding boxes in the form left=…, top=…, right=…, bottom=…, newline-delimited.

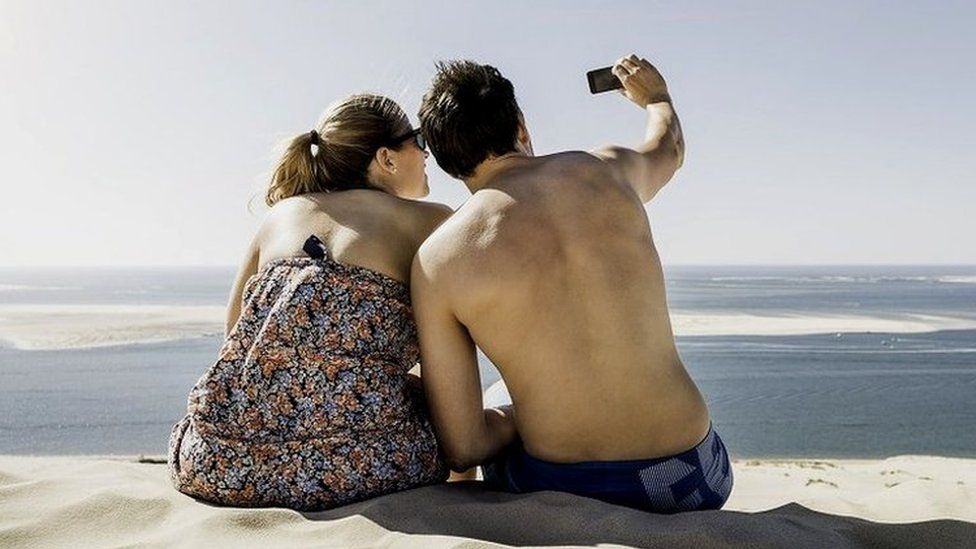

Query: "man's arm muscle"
left=411, top=244, right=516, bottom=471
left=591, top=55, right=684, bottom=203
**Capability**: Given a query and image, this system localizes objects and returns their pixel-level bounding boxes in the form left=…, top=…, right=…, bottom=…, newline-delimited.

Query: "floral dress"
left=168, top=245, right=448, bottom=511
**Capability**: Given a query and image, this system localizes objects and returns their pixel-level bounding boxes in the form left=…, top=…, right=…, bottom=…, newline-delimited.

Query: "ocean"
left=1, top=265, right=974, bottom=458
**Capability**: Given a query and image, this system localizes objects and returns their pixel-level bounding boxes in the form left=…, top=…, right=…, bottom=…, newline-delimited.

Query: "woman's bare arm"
left=225, top=234, right=260, bottom=335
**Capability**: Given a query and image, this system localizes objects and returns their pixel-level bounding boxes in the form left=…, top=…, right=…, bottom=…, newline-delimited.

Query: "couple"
left=168, top=54, right=733, bottom=514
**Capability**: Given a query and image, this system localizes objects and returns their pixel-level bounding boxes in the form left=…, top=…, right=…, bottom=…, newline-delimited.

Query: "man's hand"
left=590, top=53, right=683, bottom=203
left=612, top=54, right=671, bottom=109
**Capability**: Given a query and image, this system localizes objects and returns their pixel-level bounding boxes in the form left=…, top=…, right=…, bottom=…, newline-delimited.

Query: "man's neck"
left=463, top=152, right=529, bottom=194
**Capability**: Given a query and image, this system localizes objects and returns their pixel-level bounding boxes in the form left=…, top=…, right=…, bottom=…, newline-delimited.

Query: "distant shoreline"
left=3, top=263, right=976, bottom=270
left=5, top=453, right=976, bottom=462
left=2, top=304, right=974, bottom=351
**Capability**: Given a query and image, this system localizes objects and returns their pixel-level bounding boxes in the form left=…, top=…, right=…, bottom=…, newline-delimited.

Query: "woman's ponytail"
left=263, top=94, right=411, bottom=206
left=265, top=131, right=328, bottom=206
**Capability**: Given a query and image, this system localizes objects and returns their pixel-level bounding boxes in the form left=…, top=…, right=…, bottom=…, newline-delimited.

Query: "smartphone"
left=587, top=66, right=623, bottom=94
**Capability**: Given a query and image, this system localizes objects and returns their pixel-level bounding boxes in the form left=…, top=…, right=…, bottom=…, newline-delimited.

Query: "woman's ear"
left=375, top=147, right=398, bottom=175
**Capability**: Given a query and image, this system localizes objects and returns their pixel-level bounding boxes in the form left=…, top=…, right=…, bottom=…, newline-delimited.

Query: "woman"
left=168, top=94, right=452, bottom=511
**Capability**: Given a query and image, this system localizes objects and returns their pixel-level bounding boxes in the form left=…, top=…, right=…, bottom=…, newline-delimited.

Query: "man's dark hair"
left=419, top=60, right=521, bottom=179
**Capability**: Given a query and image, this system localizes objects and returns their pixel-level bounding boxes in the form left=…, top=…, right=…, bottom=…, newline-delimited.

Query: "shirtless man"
left=412, top=55, right=732, bottom=513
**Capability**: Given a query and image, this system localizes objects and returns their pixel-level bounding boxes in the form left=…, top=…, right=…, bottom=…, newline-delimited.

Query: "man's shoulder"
left=417, top=203, right=473, bottom=258
left=501, top=152, right=618, bottom=193
left=415, top=197, right=498, bottom=279
left=541, top=151, right=640, bottom=204
left=541, top=150, right=609, bottom=172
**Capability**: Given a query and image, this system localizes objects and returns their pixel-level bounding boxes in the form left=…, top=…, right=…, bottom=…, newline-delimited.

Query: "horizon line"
left=2, top=263, right=976, bottom=269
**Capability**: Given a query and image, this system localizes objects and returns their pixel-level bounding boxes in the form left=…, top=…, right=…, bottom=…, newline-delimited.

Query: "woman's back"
left=169, top=193, right=452, bottom=510
left=259, top=191, right=446, bottom=279
left=168, top=92, right=451, bottom=510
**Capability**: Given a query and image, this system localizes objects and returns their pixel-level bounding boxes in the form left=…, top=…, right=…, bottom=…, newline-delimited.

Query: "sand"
left=1, top=455, right=974, bottom=548
left=3, top=303, right=975, bottom=351
left=0, top=304, right=224, bottom=350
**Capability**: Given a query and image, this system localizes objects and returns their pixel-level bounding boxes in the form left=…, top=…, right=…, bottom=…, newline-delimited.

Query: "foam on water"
left=709, top=275, right=976, bottom=284
left=0, top=283, right=77, bottom=292
left=0, top=284, right=32, bottom=292
left=671, top=312, right=976, bottom=337
left=938, top=275, right=976, bottom=284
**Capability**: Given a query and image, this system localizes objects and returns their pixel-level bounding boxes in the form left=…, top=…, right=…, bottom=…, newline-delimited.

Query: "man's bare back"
left=414, top=54, right=732, bottom=512
left=422, top=151, right=709, bottom=463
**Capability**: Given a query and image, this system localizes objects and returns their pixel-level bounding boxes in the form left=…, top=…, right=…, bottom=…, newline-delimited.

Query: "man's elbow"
left=671, top=136, right=685, bottom=172
left=638, top=143, right=682, bottom=202
left=671, top=129, right=685, bottom=171
left=657, top=128, right=683, bottom=173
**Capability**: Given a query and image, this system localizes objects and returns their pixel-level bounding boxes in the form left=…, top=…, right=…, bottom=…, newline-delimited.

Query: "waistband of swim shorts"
left=518, top=422, right=719, bottom=471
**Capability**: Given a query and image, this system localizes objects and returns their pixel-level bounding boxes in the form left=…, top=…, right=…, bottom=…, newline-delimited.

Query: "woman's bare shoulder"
left=411, top=200, right=454, bottom=222
left=397, top=199, right=454, bottom=237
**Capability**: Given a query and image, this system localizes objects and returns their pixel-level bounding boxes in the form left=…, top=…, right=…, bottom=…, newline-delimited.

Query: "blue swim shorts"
left=482, top=424, right=733, bottom=513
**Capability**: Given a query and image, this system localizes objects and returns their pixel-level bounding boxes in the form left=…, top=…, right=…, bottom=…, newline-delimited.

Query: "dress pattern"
left=168, top=255, right=448, bottom=511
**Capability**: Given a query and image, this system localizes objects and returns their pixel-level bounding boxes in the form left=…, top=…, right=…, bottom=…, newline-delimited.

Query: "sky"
left=1, top=0, right=973, bottom=266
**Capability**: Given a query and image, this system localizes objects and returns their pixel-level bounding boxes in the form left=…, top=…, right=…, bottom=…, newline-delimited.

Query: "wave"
left=0, top=304, right=224, bottom=351
left=938, top=276, right=976, bottom=284
left=670, top=312, right=976, bottom=337
left=679, top=340, right=976, bottom=354
left=708, top=276, right=790, bottom=282
left=0, top=283, right=77, bottom=292
left=0, top=284, right=32, bottom=292
left=707, top=275, right=976, bottom=285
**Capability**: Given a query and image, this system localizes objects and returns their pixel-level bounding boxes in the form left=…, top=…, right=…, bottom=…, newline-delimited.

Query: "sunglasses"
left=386, top=128, right=426, bottom=151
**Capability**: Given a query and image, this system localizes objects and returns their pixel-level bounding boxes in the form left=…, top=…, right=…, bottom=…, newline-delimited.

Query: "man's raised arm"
left=410, top=241, right=517, bottom=472
left=591, top=54, right=685, bottom=204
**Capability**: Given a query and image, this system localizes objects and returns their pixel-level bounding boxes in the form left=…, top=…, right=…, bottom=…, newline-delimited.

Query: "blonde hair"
left=265, top=94, right=411, bottom=206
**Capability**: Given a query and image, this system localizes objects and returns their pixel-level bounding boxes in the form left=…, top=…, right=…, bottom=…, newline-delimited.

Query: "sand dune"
left=3, top=304, right=975, bottom=351
left=0, top=304, right=224, bottom=351
left=0, top=455, right=973, bottom=548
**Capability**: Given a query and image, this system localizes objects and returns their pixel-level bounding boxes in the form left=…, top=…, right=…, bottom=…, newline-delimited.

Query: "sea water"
left=1, top=265, right=974, bottom=457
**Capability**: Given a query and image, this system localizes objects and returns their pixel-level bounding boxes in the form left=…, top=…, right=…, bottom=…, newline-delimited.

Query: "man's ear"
left=515, top=113, right=534, bottom=155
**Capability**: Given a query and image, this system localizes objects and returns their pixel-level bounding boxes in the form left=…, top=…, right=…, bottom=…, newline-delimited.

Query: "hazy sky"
left=1, top=0, right=973, bottom=266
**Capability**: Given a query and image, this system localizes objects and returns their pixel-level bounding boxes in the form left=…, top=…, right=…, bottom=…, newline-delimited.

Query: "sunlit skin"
left=412, top=55, right=710, bottom=471
left=225, top=130, right=449, bottom=334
